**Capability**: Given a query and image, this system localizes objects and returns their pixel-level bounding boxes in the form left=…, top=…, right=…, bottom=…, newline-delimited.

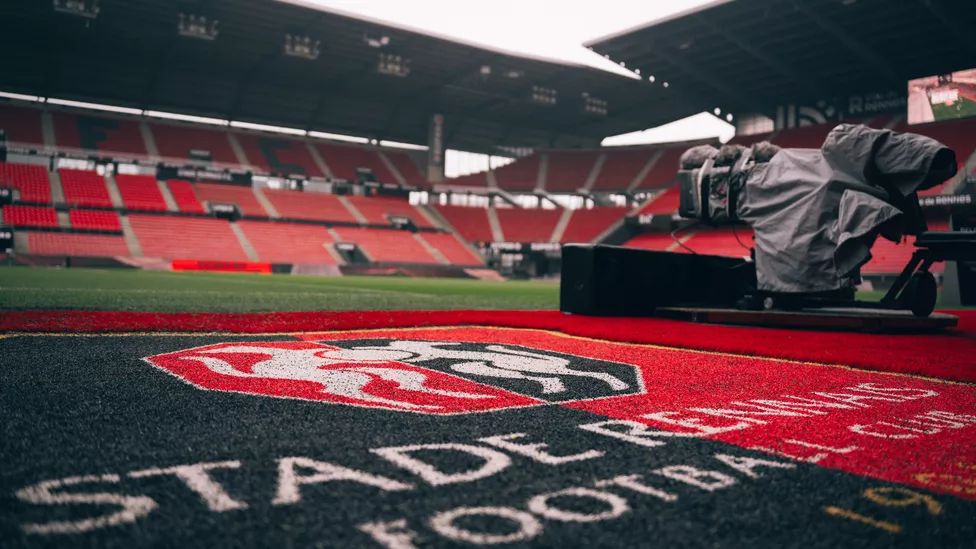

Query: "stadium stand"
left=127, top=214, right=249, bottom=261
left=383, top=151, right=428, bottom=187
left=0, top=104, right=45, bottom=145
left=2, top=205, right=58, bottom=228
left=236, top=221, right=337, bottom=265
left=68, top=209, right=122, bottom=231
left=545, top=151, right=599, bottom=192
left=263, top=189, right=357, bottom=223
left=59, top=169, right=113, bottom=208
left=635, top=147, right=683, bottom=190
left=862, top=219, right=950, bottom=274
left=150, top=122, right=238, bottom=164
left=444, top=172, right=489, bottom=187
left=432, top=205, right=493, bottom=243
left=419, top=232, right=484, bottom=265
left=51, top=112, right=147, bottom=155
left=591, top=148, right=654, bottom=191
left=495, top=207, right=561, bottom=242
left=624, top=232, right=677, bottom=251
left=114, top=174, right=168, bottom=211
left=315, top=142, right=396, bottom=183
left=26, top=232, right=130, bottom=257
left=235, top=134, right=324, bottom=177
left=194, top=182, right=267, bottom=217
left=493, top=155, right=540, bottom=192
left=344, top=195, right=434, bottom=228
left=165, top=180, right=207, bottom=214
left=559, top=207, right=628, bottom=243
left=333, top=227, right=438, bottom=263
left=637, top=185, right=681, bottom=215
left=678, top=228, right=754, bottom=258
left=0, top=162, right=51, bottom=204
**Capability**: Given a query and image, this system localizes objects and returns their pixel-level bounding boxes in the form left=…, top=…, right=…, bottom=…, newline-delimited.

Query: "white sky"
left=286, top=0, right=736, bottom=145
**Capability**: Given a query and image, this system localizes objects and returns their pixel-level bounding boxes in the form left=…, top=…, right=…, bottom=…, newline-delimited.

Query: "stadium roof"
left=0, top=0, right=707, bottom=153
left=585, top=0, right=976, bottom=117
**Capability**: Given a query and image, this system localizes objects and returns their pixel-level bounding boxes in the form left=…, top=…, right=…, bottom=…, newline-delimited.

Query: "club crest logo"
left=144, top=339, right=644, bottom=414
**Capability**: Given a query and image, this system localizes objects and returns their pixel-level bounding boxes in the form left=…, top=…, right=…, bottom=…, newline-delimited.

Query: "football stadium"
left=2, top=0, right=976, bottom=547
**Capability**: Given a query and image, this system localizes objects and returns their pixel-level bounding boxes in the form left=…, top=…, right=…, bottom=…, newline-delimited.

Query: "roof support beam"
left=792, top=2, right=901, bottom=88
left=917, top=0, right=976, bottom=58
left=693, top=13, right=830, bottom=99
left=644, top=44, right=766, bottom=112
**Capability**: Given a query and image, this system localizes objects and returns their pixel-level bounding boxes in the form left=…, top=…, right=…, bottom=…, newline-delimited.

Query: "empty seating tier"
left=545, top=151, right=600, bottom=192
left=27, top=232, right=130, bottom=257
left=383, top=151, right=427, bottom=187
left=52, top=112, right=147, bottom=155
left=69, top=209, right=121, bottom=231
left=624, top=232, right=678, bottom=251
left=495, top=207, right=561, bottom=243
left=316, top=143, right=396, bottom=183
left=127, top=214, right=248, bottom=261
left=236, top=221, right=337, bottom=265
left=194, top=183, right=268, bottom=217
left=592, top=148, right=655, bottom=191
left=345, top=196, right=434, bottom=228
left=677, top=228, right=754, bottom=258
left=559, top=207, right=628, bottom=244
left=263, top=189, right=357, bottom=223
left=235, top=134, right=324, bottom=177
left=165, top=180, right=206, bottom=214
left=115, top=174, right=168, bottom=211
left=419, top=232, right=484, bottom=265
left=638, top=186, right=681, bottom=215
left=862, top=220, right=949, bottom=274
left=444, top=172, right=489, bottom=187
left=433, top=205, right=494, bottom=243
left=150, top=123, right=238, bottom=164
left=0, top=105, right=45, bottom=145
left=2, top=205, right=58, bottom=228
left=0, top=162, right=51, bottom=204
left=635, top=147, right=683, bottom=190
left=333, top=228, right=438, bottom=264
left=59, top=169, right=113, bottom=208
left=493, top=155, right=540, bottom=192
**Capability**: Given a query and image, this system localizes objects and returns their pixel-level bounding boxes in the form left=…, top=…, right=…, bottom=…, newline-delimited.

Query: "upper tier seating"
left=624, top=232, right=677, bottom=251
left=545, top=151, right=599, bottom=192
left=433, top=205, right=493, bottom=243
left=444, top=172, right=489, bottom=187
left=495, top=207, right=561, bottom=243
left=316, top=143, right=396, bottom=183
left=559, top=207, right=628, bottom=243
left=59, top=170, right=113, bottom=208
left=592, top=148, right=655, bottom=191
left=383, top=151, right=427, bottom=187
left=635, top=147, right=683, bottom=190
left=115, top=174, right=168, bottom=211
left=677, top=228, right=754, bottom=258
left=419, top=232, right=484, bottom=265
left=150, top=123, right=238, bottom=164
left=0, top=162, right=51, bottom=204
left=52, top=112, right=147, bottom=155
left=127, top=214, right=248, bottom=261
left=236, top=220, right=337, bottom=265
left=235, top=134, right=324, bottom=177
left=2, top=205, right=58, bottom=228
left=333, top=228, right=438, bottom=264
left=165, top=180, right=207, bottom=214
left=0, top=104, right=44, bottom=145
left=27, top=232, right=130, bottom=257
left=263, top=189, right=357, bottom=223
left=638, top=185, right=681, bottom=215
left=344, top=196, right=434, bottom=228
left=493, top=155, right=540, bottom=192
left=69, top=209, right=121, bottom=231
left=194, top=183, right=267, bottom=217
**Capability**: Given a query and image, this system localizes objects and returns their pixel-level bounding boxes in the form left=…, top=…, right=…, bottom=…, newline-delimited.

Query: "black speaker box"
left=560, top=244, right=756, bottom=316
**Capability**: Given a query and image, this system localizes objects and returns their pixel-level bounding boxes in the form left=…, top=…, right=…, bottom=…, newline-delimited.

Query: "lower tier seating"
left=236, top=221, right=337, bottom=265
left=638, top=186, right=681, bottom=215
left=345, top=196, right=434, bottom=228
left=127, top=214, right=248, bottom=261
left=263, top=189, right=357, bottom=223
left=27, top=232, right=130, bottom=257
left=3, top=205, right=58, bottom=228
left=165, top=180, right=207, bottom=214
left=495, top=207, right=561, bottom=242
left=333, top=228, right=438, bottom=264
left=194, top=183, right=267, bottom=217
left=115, top=174, right=168, bottom=211
left=0, top=162, right=51, bottom=204
left=432, top=205, right=494, bottom=243
left=623, top=232, right=678, bottom=251
left=419, top=232, right=484, bottom=265
left=69, top=209, right=121, bottom=231
left=59, top=169, right=113, bottom=208
left=559, top=207, right=628, bottom=243
left=677, top=228, right=754, bottom=258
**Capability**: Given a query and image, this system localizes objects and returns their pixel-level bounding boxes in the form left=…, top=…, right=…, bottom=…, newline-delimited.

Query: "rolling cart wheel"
left=903, top=271, right=937, bottom=317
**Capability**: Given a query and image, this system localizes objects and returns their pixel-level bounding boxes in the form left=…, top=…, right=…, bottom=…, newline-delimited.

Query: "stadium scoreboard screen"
left=908, top=68, right=976, bottom=124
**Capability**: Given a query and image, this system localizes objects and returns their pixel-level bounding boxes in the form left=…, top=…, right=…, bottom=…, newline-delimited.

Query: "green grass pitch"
left=931, top=95, right=976, bottom=122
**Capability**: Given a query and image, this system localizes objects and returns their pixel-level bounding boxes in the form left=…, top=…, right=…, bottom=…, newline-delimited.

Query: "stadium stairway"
left=252, top=187, right=281, bottom=219
left=337, top=196, right=369, bottom=224
left=486, top=205, right=504, bottom=242
left=119, top=215, right=144, bottom=257
left=103, top=173, right=126, bottom=209
left=156, top=180, right=179, bottom=212
left=413, top=233, right=449, bottom=265
left=228, top=223, right=260, bottom=261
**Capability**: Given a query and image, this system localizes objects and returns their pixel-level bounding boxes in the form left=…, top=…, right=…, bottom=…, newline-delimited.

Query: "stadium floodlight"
left=378, top=53, right=411, bottom=77
left=714, top=108, right=721, bottom=116
left=284, top=34, right=320, bottom=61
left=582, top=94, right=608, bottom=116
left=178, top=13, right=219, bottom=41
left=531, top=86, right=557, bottom=106
left=726, top=113, right=734, bottom=122
left=363, top=34, right=391, bottom=48
left=52, top=0, right=99, bottom=19
left=663, top=82, right=669, bottom=88
left=648, top=75, right=655, bottom=83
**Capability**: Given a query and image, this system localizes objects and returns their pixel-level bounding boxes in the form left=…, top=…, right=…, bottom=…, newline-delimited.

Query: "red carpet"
left=2, top=309, right=975, bottom=382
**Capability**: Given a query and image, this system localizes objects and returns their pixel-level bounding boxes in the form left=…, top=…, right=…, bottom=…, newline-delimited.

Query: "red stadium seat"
left=383, top=150, right=428, bottom=187
left=263, top=189, right=357, bottom=223
left=236, top=220, right=337, bottom=264
left=59, top=169, right=113, bottom=208
left=559, top=207, right=628, bottom=243
left=419, top=232, right=484, bottom=265
left=433, top=205, right=494, bottom=243
left=677, top=228, right=754, bottom=258
left=495, top=207, right=561, bottom=243
left=332, top=227, right=439, bottom=264
left=165, top=180, right=207, bottom=214
left=345, top=195, right=435, bottom=228
left=634, top=147, right=683, bottom=190
left=51, top=112, right=147, bottom=155
left=127, top=214, right=249, bottom=261
left=592, top=148, right=656, bottom=191
left=235, top=133, right=324, bottom=177
left=150, top=122, right=238, bottom=164
left=0, top=162, right=51, bottom=204
left=624, top=232, right=678, bottom=251
left=493, top=155, right=540, bottom=192
left=315, top=142, right=397, bottom=183
left=69, top=209, right=122, bottom=231
left=0, top=104, right=45, bottom=145
left=444, top=172, right=489, bottom=187
left=545, top=151, right=600, bottom=192
left=2, top=205, right=59, bottom=228
left=637, top=185, right=681, bottom=215
left=194, top=183, right=268, bottom=217
left=27, top=232, right=130, bottom=257
left=115, top=174, right=168, bottom=211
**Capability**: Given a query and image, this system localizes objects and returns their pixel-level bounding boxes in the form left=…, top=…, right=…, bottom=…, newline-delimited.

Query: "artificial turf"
left=0, top=266, right=560, bottom=312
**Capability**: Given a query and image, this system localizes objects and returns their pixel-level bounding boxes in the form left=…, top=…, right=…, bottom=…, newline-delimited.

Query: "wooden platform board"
left=655, top=306, right=959, bottom=333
